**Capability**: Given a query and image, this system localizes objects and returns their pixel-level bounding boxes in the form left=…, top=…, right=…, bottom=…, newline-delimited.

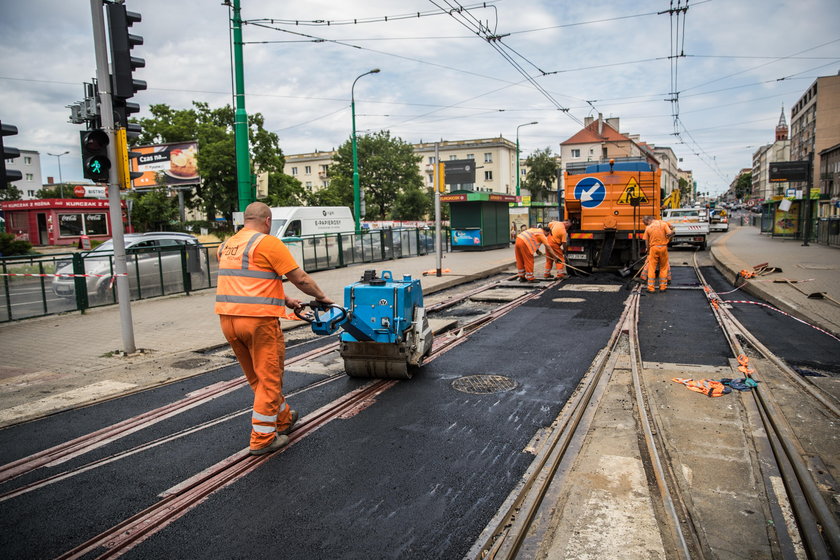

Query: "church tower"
left=775, top=105, right=788, bottom=141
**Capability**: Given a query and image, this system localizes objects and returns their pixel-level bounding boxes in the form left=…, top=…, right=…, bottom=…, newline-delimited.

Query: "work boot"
left=526, top=278, right=539, bottom=283
left=518, top=276, right=527, bottom=283
left=278, top=409, right=299, bottom=436
left=543, top=273, right=554, bottom=279
left=250, top=434, right=289, bottom=456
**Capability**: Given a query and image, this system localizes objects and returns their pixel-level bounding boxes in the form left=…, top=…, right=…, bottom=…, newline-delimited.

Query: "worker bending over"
left=642, top=215, right=674, bottom=292
left=515, top=226, right=562, bottom=282
left=544, top=220, right=571, bottom=279
left=216, top=202, right=334, bottom=455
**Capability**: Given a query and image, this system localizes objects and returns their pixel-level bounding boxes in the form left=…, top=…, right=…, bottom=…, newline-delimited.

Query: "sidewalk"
left=710, top=225, right=840, bottom=337
left=0, top=248, right=515, bottom=426
left=1, top=226, right=837, bottom=428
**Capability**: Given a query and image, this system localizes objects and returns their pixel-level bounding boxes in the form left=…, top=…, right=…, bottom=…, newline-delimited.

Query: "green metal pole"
left=516, top=136, right=520, bottom=198
left=352, top=96, right=360, bottom=234
left=232, top=0, right=252, bottom=212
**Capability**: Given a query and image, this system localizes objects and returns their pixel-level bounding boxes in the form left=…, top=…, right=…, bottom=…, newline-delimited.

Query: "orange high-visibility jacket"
left=547, top=221, right=567, bottom=245
left=215, top=228, right=297, bottom=318
left=643, top=219, right=672, bottom=247
left=517, top=228, right=548, bottom=253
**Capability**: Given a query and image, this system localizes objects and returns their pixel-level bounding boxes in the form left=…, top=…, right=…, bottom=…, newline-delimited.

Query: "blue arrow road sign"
left=574, top=177, right=606, bottom=208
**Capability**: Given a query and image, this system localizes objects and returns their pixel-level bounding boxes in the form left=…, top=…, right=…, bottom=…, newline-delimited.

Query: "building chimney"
left=47, top=176, right=54, bottom=184
left=606, top=117, right=620, bottom=132
left=598, top=113, right=603, bottom=136
left=584, top=116, right=594, bottom=127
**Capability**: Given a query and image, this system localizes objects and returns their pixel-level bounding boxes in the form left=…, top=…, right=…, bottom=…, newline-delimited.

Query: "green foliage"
left=522, top=148, right=559, bottom=201
left=36, top=185, right=66, bottom=199
left=135, top=102, right=285, bottom=222
left=259, top=172, right=311, bottom=207
left=329, top=130, right=423, bottom=220
left=128, top=189, right=179, bottom=232
left=734, top=171, right=752, bottom=200
left=391, top=186, right=432, bottom=220
left=0, top=232, right=32, bottom=256
left=0, top=184, right=22, bottom=201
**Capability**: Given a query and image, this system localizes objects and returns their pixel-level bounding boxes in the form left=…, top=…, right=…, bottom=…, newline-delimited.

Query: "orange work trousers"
left=544, top=238, right=566, bottom=276
left=219, top=315, right=293, bottom=450
left=646, top=246, right=670, bottom=291
left=514, top=237, right=537, bottom=280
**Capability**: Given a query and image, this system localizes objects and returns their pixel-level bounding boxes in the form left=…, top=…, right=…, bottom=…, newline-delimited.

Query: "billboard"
left=130, top=141, right=199, bottom=188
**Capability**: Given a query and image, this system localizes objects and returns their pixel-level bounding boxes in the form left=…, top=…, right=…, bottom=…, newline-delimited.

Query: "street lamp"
left=515, top=121, right=538, bottom=199
left=47, top=150, right=70, bottom=198
left=351, top=68, right=380, bottom=233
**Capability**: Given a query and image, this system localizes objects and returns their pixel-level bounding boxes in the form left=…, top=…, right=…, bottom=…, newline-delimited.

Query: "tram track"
left=42, top=274, right=554, bottom=560
left=472, top=259, right=840, bottom=559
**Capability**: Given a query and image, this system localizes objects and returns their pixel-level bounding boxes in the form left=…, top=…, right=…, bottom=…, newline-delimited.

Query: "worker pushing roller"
left=641, top=215, right=674, bottom=292
left=215, top=202, right=335, bottom=456
left=544, top=220, right=571, bottom=279
left=515, top=225, right=563, bottom=282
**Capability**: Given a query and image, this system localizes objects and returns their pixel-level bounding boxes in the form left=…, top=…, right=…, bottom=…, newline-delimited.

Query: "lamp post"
left=351, top=68, right=380, bottom=233
left=47, top=150, right=70, bottom=198
left=515, top=121, right=538, bottom=199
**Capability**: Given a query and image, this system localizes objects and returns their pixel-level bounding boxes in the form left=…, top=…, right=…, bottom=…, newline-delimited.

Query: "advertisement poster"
left=451, top=228, right=482, bottom=246
left=773, top=201, right=800, bottom=236
left=130, top=141, right=200, bottom=188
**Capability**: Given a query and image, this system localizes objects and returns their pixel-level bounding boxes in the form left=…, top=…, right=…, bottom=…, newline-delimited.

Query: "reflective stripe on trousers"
left=646, top=246, right=670, bottom=291
left=219, top=315, right=294, bottom=449
left=514, top=237, right=536, bottom=279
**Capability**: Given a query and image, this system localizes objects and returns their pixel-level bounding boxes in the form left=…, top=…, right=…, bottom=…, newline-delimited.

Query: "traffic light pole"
left=91, top=0, right=136, bottom=354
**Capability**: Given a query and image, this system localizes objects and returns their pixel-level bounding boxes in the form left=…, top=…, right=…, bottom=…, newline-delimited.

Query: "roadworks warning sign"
left=617, top=177, right=649, bottom=204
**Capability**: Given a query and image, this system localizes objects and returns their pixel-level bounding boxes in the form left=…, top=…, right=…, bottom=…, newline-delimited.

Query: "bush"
left=0, top=233, right=33, bottom=256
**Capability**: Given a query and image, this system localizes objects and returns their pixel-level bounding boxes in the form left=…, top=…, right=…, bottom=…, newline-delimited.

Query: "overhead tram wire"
left=243, top=2, right=499, bottom=27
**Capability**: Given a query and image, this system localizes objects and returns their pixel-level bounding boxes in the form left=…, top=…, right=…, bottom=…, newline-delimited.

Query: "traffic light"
left=80, top=129, right=111, bottom=182
left=0, top=122, right=22, bottom=188
left=107, top=3, right=144, bottom=139
left=113, top=127, right=142, bottom=189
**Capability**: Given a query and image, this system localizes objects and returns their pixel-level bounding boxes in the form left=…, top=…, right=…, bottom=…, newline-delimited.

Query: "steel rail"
left=1, top=275, right=516, bottom=485
left=692, top=253, right=840, bottom=559
left=471, top=289, right=642, bottom=559
left=52, top=275, right=552, bottom=560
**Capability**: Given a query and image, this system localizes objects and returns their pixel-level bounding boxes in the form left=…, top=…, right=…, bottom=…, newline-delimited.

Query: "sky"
left=2, top=0, right=839, bottom=196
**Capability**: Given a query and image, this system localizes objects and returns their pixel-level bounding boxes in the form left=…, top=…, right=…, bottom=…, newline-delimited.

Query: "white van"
left=268, top=206, right=354, bottom=239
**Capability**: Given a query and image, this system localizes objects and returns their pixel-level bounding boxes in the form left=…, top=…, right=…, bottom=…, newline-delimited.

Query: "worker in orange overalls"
left=642, top=215, right=674, bottom=292
left=544, top=220, right=571, bottom=279
left=515, top=225, right=562, bottom=282
left=216, top=202, right=334, bottom=455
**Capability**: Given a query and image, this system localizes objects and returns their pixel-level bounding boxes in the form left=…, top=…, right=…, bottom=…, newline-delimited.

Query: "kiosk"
left=441, top=191, right=515, bottom=251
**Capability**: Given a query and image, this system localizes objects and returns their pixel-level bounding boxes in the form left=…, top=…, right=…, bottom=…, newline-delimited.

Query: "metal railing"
left=0, top=227, right=448, bottom=323
left=816, top=218, right=840, bottom=248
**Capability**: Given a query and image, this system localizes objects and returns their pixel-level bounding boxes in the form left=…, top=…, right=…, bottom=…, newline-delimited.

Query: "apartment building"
left=8, top=150, right=44, bottom=200
left=283, top=136, right=557, bottom=198
left=652, top=145, right=680, bottom=196
left=790, top=74, right=840, bottom=216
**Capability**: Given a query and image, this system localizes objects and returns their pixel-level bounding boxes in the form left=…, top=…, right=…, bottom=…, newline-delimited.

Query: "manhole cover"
left=171, top=358, right=211, bottom=370
left=452, top=374, right=517, bottom=394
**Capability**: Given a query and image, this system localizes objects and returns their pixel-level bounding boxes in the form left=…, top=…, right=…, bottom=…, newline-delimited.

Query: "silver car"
left=51, top=232, right=207, bottom=303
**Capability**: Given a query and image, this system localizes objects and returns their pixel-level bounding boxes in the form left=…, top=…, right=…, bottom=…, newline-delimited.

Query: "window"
left=485, top=171, right=493, bottom=181
left=467, top=153, right=475, bottom=160
left=27, top=190, right=36, bottom=197
left=484, top=153, right=493, bottom=163
left=520, top=169, right=527, bottom=176
left=428, top=156, right=436, bottom=164
left=571, top=149, right=580, bottom=158
left=25, top=173, right=34, bottom=181
left=58, top=212, right=108, bottom=237
left=449, top=155, right=458, bottom=160
left=320, top=164, right=329, bottom=174
left=24, top=156, right=32, bottom=164
left=304, top=166, right=311, bottom=174
left=291, top=167, right=298, bottom=175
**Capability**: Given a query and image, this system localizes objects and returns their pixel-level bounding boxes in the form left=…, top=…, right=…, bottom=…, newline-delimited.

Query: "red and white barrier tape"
left=724, top=299, right=840, bottom=343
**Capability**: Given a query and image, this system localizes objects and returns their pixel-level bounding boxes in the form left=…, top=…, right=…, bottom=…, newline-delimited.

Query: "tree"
left=128, top=188, right=178, bottom=231
left=328, top=130, right=423, bottom=220
left=522, top=148, right=559, bottom=202
left=391, top=186, right=432, bottom=220
left=135, top=102, right=286, bottom=222
left=678, top=177, right=691, bottom=201
left=259, top=172, right=311, bottom=207
left=0, top=185, right=22, bottom=201
left=734, top=171, right=752, bottom=200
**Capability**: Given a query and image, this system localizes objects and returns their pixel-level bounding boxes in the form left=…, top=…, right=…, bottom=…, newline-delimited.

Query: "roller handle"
left=295, top=301, right=349, bottom=334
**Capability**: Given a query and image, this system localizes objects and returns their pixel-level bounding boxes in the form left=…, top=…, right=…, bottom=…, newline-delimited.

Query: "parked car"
left=52, top=232, right=207, bottom=303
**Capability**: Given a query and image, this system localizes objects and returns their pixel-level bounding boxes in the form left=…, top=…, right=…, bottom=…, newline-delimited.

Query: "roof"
left=560, top=120, right=631, bottom=145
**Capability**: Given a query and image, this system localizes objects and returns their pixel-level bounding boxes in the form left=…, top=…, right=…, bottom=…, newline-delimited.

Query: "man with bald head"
left=216, top=202, right=334, bottom=455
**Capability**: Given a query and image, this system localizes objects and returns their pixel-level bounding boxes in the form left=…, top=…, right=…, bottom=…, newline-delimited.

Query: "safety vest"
left=517, top=228, right=546, bottom=253
left=215, top=230, right=290, bottom=318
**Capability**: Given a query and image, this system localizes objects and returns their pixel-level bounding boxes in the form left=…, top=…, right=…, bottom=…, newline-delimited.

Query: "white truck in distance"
left=661, top=208, right=710, bottom=250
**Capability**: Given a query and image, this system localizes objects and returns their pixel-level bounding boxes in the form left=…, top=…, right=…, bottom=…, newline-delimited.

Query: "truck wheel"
left=700, top=241, right=708, bottom=251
